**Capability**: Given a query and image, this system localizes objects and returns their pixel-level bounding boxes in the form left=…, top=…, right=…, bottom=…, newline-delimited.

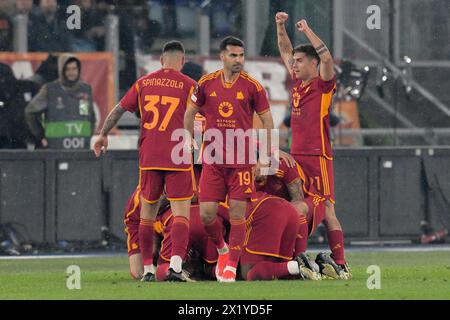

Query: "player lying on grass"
left=255, top=157, right=351, bottom=280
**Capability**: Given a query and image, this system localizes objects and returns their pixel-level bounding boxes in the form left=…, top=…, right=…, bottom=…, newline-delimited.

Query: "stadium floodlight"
left=376, top=65, right=389, bottom=99
left=402, top=56, right=413, bottom=98
left=335, top=60, right=370, bottom=101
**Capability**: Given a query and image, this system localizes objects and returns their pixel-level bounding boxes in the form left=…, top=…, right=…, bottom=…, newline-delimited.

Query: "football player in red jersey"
left=184, top=36, right=294, bottom=282
left=276, top=12, right=351, bottom=279
left=94, top=41, right=197, bottom=282
left=240, top=192, right=320, bottom=281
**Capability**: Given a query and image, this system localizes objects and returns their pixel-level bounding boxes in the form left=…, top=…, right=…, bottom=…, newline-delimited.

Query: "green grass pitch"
left=1, top=251, right=449, bottom=300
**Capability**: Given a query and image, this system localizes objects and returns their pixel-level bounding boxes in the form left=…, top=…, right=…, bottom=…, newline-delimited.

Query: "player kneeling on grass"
left=239, top=191, right=319, bottom=281
left=255, top=158, right=351, bottom=280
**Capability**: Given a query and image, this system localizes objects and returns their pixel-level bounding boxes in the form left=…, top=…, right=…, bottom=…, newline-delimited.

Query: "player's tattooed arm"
left=287, top=178, right=305, bottom=202
left=275, top=12, right=294, bottom=77
left=99, top=104, right=126, bottom=136
left=296, top=19, right=335, bottom=81
left=94, top=104, right=125, bottom=157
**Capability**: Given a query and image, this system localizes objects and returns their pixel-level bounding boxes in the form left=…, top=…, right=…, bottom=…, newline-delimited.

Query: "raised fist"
left=296, top=19, right=309, bottom=32
left=275, top=12, right=288, bottom=25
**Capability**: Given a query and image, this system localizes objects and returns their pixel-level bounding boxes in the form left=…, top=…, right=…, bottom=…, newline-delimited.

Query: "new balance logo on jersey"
left=210, top=91, right=217, bottom=97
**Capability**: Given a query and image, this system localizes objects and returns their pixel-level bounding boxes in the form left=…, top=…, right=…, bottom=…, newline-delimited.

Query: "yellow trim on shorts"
left=139, top=166, right=192, bottom=171
left=167, top=195, right=194, bottom=201
left=140, top=196, right=159, bottom=204
left=244, top=247, right=291, bottom=261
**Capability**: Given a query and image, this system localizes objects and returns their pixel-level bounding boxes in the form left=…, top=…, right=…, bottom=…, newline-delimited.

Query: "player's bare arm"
left=257, top=110, right=274, bottom=164
left=93, top=104, right=126, bottom=157
left=287, top=178, right=308, bottom=215
left=286, top=178, right=305, bottom=202
left=275, top=12, right=294, bottom=77
left=184, top=102, right=200, bottom=150
left=296, top=19, right=335, bottom=81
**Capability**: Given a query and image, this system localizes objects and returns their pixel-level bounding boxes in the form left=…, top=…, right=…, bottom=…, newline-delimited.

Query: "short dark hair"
left=293, top=44, right=320, bottom=64
left=219, top=36, right=245, bottom=51
left=162, top=40, right=185, bottom=54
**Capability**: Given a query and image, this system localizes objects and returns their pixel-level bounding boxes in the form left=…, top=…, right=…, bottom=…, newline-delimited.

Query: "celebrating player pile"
left=95, top=13, right=352, bottom=282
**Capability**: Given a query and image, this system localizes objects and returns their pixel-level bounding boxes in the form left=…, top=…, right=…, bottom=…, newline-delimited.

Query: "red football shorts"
left=139, top=168, right=194, bottom=203
left=199, top=164, right=255, bottom=202
left=293, top=155, right=335, bottom=203
left=303, top=196, right=326, bottom=236
left=241, top=197, right=299, bottom=265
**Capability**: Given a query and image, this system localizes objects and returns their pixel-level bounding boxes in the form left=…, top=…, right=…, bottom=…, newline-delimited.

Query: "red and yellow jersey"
left=245, top=191, right=281, bottom=219
left=191, top=70, right=270, bottom=168
left=255, top=159, right=301, bottom=201
left=290, top=75, right=336, bottom=159
left=255, top=158, right=321, bottom=201
left=120, top=68, right=197, bottom=170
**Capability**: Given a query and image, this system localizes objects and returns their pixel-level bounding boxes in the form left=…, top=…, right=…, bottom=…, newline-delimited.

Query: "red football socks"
left=247, top=261, right=290, bottom=281
left=171, top=216, right=190, bottom=259
left=294, top=215, right=309, bottom=256
left=203, top=216, right=225, bottom=249
left=139, top=218, right=154, bottom=266
left=227, top=217, right=246, bottom=269
left=327, top=229, right=346, bottom=265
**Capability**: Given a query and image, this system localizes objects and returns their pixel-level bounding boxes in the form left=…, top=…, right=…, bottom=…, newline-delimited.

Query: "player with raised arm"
left=94, top=41, right=197, bottom=282
left=275, top=12, right=351, bottom=279
left=184, top=36, right=293, bottom=282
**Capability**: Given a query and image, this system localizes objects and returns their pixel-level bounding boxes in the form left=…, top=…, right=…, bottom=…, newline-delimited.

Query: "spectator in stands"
left=13, top=0, right=39, bottom=49
left=72, top=0, right=107, bottom=52
left=28, top=0, right=74, bottom=52
left=115, top=0, right=138, bottom=91
left=25, top=54, right=96, bottom=149
left=0, top=0, right=13, bottom=15
left=0, top=0, right=13, bottom=51
left=0, top=63, right=38, bottom=149
left=158, top=0, right=179, bottom=37
left=135, top=6, right=160, bottom=54
left=209, top=0, right=242, bottom=38
left=15, top=0, right=37, bottom=16
left=26, top=53, right=59, bottom=88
